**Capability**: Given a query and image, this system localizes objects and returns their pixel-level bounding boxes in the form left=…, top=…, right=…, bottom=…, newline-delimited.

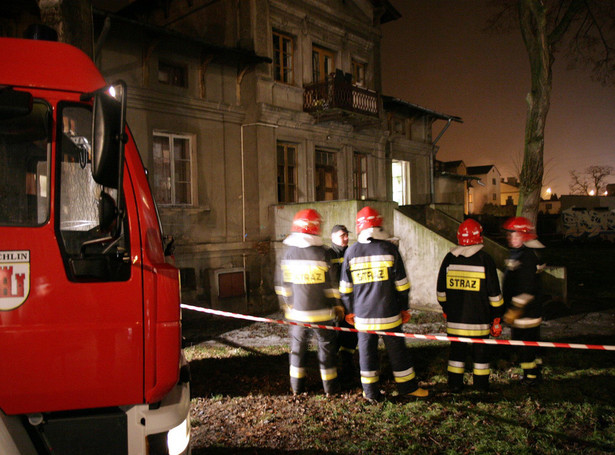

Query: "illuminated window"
left=392, top=160, right=411, bottom=205
left=152, top=132, right=194, bottom=205
left=277, top=142, right=297, bottom=202
left=273, top=31, right=294, bottom=84
left=312, top=46, right=335, bottom=83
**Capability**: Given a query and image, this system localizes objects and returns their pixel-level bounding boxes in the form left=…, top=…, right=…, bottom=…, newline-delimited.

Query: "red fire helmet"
left=457, top=218, right=483, bottom=246
left=291, top=209, right=322, bottom=235
left=502, top=216, right=537, bottom=241
left=356, top=206, right=383, bottom=234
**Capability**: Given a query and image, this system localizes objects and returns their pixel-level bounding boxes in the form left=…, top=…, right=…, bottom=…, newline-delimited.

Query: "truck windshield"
left=0, top=101, right=51, bottom=226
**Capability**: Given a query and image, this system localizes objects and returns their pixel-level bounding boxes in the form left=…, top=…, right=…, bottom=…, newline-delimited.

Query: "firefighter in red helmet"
left=502, top=216, right=546, bottom=386
left=275, top=209, right=343, bottom=395
left=436, top=219, right=504, bottom=392
left=340, top=206, right=428, bottom=402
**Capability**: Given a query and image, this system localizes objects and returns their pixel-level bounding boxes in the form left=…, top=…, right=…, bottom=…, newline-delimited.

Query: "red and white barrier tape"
left=181, top=304, right=615, bottom=351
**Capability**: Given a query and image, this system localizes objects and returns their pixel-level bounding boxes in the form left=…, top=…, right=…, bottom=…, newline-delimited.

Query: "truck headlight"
left=167, top=416, right=190, bottom=455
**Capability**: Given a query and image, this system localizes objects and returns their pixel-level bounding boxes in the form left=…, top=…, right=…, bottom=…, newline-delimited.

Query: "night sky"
left=382, top=0, right=615, bottom=197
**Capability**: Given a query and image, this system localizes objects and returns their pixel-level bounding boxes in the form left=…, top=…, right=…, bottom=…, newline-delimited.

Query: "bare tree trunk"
left=517, top=0, right=551, bottom=226
left=38, top=0, right=93, bottom=58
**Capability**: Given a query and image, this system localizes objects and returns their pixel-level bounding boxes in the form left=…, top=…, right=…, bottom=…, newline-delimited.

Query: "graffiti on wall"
left=562, top=208, right=615, bottom=241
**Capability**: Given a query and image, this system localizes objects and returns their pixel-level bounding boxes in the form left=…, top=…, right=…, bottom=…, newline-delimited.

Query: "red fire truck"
left=0, top=37, right=190, bottom=454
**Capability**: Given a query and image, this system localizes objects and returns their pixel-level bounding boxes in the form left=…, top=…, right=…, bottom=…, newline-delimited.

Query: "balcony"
left=303, top=71, right=380, bottom=128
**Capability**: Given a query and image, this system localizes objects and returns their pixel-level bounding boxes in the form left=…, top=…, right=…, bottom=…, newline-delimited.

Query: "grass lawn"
left=184, top=240, right=615, bottom=454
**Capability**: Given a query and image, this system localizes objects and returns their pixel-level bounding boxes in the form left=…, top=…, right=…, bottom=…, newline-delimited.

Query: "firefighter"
left=275, top=209, right=343, bottom=395
left=339, top=206, right=428, bottom=402
left=502, top=216, right=546, bottom=386
left=329, top=225, right=358, bottom=384
left=436, top=219, right=504, bottom=392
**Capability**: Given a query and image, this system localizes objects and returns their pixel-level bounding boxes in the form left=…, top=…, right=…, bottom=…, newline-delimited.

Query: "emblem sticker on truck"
left=0, top=250, right=30, bottom=310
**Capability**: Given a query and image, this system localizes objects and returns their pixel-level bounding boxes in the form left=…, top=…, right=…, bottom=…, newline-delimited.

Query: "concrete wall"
left=394, top=210, right=454, bottom=310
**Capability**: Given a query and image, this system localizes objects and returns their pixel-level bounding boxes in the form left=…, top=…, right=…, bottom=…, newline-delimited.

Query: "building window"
left=392, top=160, right=411, bottom=205
left=158, top=61, right=187, bottom=87
left=315, top=149, right=338, bottom=201
left=492, top=178, right=496, bottom=185
left=353, top=153, right=368, bottom=200
left=391, top=116, right=406, bottom=136
left=352, top=60, right=366, bottom=87
left=493, top=193, right=497, bottom=201
left=312, top=46, right=335, bottom=83
left=273, top=31, right=294, bottom=84
left=152, top=132, right=194, bottom=205
left=277, top=142, right=297, bottom=203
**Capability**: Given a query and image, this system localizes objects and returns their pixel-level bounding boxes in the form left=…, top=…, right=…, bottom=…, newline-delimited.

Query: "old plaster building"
left=88, top=0, right=459, bottom=312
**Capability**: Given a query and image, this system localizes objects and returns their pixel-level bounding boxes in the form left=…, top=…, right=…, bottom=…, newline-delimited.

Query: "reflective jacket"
left=502, top=244, right=545, bottom=329
left=275, top=233, right=340, bottom=323
left=327, top=243, right=346, bottom=287
left=339, top=234, right=410, bottom=331
left=436, top=245, right=504, bottom=337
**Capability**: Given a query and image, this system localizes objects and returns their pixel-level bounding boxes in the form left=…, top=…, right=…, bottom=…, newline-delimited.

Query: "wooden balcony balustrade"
left=303, top=73, right=379, bottom=123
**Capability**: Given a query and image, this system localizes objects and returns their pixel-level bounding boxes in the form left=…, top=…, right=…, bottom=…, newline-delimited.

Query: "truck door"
left=0, top=97, right=144, bottom=415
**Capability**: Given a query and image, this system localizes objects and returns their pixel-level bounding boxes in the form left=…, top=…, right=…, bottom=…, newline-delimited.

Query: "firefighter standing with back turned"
left=340, top=206, right=428, bottom=402
left=437, top=219, right=504, bottom=392
left=502, top=216, right=546, bottom=386
left=275, top=209, right=343, bottom=395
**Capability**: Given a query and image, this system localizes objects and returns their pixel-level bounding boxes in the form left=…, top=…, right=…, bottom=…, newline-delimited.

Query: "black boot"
left=448, top=372, right=464, bottom=393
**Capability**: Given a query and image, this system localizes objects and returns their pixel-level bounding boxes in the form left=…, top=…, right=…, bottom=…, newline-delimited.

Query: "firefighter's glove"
left=401, top=310, right=411, bottom=324
left=334, top=305, right=345, bottom=322
left=345, top=313, right=355, bottom=326
left=490, top=318, right=502, bottom=337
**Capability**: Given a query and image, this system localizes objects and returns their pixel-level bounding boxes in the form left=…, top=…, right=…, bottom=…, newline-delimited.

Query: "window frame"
left=272, top=30, right=294, bottom=84
left=353, top=152, right=368, bottom=200
left=152, top=131, right=196, bottom=207
left=158, top=60, right=188, bottom=88
left=351, top=59, right=366, bottom=87
left=392, top=159, right=411, bottom=205
left=312, top=45, right=335, bottom=83
left=277, top=142, right=297, bottom=203
left=315, top=149, right=338, bottom=201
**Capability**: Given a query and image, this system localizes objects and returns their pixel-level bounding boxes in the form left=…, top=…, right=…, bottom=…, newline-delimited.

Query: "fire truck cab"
left=0, top=37, right=190, bottom=454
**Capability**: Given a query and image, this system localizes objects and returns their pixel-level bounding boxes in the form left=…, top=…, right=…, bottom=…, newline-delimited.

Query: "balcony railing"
left=303, top=72, right=379, bottom=124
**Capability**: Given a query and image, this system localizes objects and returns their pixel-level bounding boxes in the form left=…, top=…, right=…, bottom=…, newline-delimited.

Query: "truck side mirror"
left=91, top=81, right=126, bottom=189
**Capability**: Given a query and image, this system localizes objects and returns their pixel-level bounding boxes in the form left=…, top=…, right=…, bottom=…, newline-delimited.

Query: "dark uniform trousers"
left=358, top=325, right=418, bottom=398
left=448, top=336, right=490, bottom=390
left=512, top=325, right=542, bottom=380
left=289, top=320, right=338, bottom=394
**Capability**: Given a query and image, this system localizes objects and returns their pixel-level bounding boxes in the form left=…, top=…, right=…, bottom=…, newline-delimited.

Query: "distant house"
left=466, top=165, right=501, bottom=214
left=434, top=160, right=472, bottom=219
left=538, top=194, right=561, bottom=215
left=500, top=176, right=520, bottom=206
